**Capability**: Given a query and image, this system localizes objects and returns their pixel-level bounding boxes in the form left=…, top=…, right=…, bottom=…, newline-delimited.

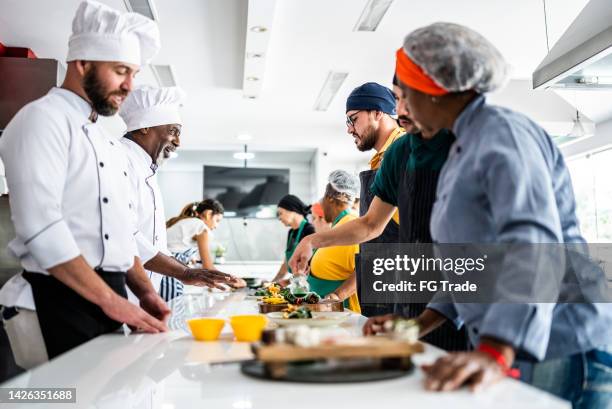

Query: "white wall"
left=157, top=170, right=203, bottom=219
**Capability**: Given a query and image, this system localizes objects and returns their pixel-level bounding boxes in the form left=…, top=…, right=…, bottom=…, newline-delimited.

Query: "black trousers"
left=23, top=270, right=127, bottom=359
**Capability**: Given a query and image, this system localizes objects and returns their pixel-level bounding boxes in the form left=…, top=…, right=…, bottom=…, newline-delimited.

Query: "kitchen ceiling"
left=0, top=0, right=597, bottom=164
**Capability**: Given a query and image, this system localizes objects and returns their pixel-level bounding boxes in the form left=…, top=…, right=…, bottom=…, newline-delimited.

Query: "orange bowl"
left=187, top=318, right=226, bottom=341
left=229, top=315, right=268, bottom=342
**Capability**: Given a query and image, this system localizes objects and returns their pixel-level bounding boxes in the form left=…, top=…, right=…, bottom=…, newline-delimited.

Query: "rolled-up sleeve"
left=0, top=106, right=80, bottom=269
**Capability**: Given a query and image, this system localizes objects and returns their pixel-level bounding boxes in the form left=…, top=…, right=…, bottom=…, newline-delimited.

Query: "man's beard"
left=398, top=115, right=419, bottom=133
left=355, top=126, right=377, bottom=152
left=155, top=144, right=174, bottom=167
left=83, top=66, right=127, bottom=116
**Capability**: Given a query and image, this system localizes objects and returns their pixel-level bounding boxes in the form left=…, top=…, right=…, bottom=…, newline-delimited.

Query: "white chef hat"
left=66, top=0, right=160, bottom=66
left=119, top=86, right=186, bottom=132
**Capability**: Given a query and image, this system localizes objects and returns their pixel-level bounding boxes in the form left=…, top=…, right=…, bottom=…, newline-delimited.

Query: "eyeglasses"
left=346, top=110, right=362, bottom=128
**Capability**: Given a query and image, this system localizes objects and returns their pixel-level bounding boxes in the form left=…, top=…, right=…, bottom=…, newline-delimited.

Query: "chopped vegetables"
left=257, top=283, right=321, bottom=306
left=262, top=295, right=287, bottom=304
left=282, top=305, right=313, bottom=319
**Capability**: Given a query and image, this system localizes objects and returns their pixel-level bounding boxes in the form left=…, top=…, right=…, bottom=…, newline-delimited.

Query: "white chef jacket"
left=121, top=137, right=168, bottom=294
left=0, top=87, right=139, bottom=309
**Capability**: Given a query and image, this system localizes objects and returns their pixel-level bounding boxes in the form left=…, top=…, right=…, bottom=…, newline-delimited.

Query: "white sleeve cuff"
left=25, top=220, right=80, bottom=270
left=134, top=231, right=159, bottom=263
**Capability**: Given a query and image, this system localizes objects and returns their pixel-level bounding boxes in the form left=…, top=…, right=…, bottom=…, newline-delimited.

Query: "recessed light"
left=237, top=134, right=253, bottom=141
left=250, top=26, right=267, bottom=33
left=245, top=76, right=260, bottom=82
left=246, top=52, right=264, bottom=59
left=233, top=152, right=255, bottom=160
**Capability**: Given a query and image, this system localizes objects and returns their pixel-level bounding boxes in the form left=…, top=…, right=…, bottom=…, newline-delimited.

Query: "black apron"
left=23, top=269, right=127, bottom=359
left=395, top=139, right=469, bottom=351
left=356, top=168, right=399, bottom=317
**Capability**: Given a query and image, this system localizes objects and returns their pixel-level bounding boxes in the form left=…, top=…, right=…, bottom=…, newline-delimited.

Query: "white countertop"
left=0, top=291, right=570, bottom=409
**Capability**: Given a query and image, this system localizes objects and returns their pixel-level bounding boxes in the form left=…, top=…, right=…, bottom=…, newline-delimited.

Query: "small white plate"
left=266, top=311, right=351, bottom=327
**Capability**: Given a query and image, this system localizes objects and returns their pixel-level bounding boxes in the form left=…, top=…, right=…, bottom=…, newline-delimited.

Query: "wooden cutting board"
left=253, top=338, right=424, bottom=363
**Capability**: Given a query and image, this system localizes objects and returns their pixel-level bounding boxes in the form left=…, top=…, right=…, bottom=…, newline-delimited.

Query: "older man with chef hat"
left=0, top=0, right=171, bottom=368
left=118, top=85, right=244, bottom=303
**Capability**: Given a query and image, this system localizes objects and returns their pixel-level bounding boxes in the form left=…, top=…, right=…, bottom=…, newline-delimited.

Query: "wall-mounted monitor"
left=203, top=166, right=289, bottom=218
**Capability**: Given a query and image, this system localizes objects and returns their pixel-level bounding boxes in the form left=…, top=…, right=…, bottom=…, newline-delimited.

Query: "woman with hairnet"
left=296, top=170, right=361, bottom=312
left=389, top=22, right=612, bottom=405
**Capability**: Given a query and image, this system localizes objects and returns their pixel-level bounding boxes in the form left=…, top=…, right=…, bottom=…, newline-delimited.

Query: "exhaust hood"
left=533, top=0, right=612, bottom=90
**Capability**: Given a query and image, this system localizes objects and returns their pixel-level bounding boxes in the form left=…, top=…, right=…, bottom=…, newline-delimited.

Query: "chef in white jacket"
left=0, top=0, right=169, bottom=368
left=118, top=85, right=243, bottom=302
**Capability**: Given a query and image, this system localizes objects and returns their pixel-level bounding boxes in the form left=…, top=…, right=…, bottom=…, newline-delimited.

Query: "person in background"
left=310, top=201, right=331, bottom=233
left=119, top=86, right=239, bottom=304
left=271, top=195, right=315, bottom=284
left=387, top=22, right=611, bottom=404
left=0, top=0, right=168, bottom=366
left=351, top=198, right=360, bottom=215
left=295, top=170, right=361, bottom=312
left=164, top=200, right=244, bottom=300
left=345, top=82, right=403, bottom=318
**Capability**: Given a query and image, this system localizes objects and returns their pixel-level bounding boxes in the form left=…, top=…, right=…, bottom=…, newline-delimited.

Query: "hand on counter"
left=323, top=292, right=340, bottom=301
left=180, top=268, right=233, bottom=289
left=139, top=291, right=171, bottom=324
left=100, top=293, right=168, bottom=333
left=363, top=314, right=397, bottom=335
left=421, top=351, right=506, bottom=392
left=227, top=276, right=247, bottom=289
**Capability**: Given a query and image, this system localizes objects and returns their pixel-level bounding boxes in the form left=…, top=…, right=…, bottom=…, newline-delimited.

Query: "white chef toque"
left=119, top=86, right=186, bottom=132
left=66, top=0, right=161, bottom=66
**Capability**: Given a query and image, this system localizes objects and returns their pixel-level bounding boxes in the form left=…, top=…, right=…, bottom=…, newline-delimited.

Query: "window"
left=567, top=148, right=612, bottom=242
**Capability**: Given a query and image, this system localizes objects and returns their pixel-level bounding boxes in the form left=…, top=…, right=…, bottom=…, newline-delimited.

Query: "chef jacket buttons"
left=104, top=234, right=109, bottom=240
left=109, top=141, right=114, bottom=146
left=456, top=146, right=462, bottom=154
left=99, top=162, right=104, bottom=167
left=123, top=171, right=128, bottom=177
left=102, top=197, right=109, bottom=203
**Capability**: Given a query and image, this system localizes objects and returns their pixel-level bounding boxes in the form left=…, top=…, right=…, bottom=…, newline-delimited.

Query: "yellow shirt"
left=310, top=213, right=360, bottom=312
left=369, top=127, right=404, bottom=225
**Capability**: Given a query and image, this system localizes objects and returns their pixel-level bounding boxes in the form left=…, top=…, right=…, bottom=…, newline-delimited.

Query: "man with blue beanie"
left=331, top=82, right=404, bottom=317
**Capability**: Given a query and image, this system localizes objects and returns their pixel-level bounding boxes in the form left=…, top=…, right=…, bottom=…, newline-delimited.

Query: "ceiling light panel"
left=354, top=0, right=394, bottom=32
left=314, top=71, right=349, bottom=111
left=150, top=65, right=177, bottom=87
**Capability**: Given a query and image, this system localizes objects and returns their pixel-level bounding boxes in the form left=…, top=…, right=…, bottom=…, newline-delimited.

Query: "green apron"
left=285, top=219, right=307, bottom=274
left=307, top=209, right=351, bottom=307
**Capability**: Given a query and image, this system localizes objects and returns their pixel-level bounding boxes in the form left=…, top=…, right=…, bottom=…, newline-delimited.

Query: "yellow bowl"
left=187, top=318, right=226, bottom=341
left=229, top=315, right=268, bottom=342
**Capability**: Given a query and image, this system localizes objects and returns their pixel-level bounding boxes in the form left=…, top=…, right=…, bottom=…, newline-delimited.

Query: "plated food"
left=266, top=307, right=351, bottom=327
